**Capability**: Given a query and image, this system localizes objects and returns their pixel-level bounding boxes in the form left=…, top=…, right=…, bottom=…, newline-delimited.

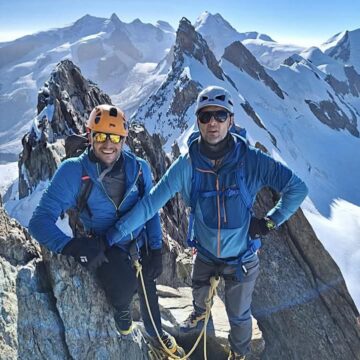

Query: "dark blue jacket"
left=29, top=149, right=162, bottom=253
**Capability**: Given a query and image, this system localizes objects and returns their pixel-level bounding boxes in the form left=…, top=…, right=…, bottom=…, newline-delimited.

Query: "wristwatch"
left=264, top=217, right=276, bottom=230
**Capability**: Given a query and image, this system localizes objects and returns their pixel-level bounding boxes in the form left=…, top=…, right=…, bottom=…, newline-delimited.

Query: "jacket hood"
left=187, top=129, right=248, bottom=171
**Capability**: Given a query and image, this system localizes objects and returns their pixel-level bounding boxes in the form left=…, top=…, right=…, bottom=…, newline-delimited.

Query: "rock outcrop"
left=325, top=65, right=360, bottom=98
left=305, top=97, right=359, bottom=137
left=251, top=171, right=360, bottom=359
left=0, top=205, right=150, bottom=359
left=222, top=41, right=285, bottom=99
left=19, top=60, right=112, bottom=199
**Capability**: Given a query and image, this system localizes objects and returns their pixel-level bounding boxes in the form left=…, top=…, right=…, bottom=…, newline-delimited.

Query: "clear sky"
left=1, top=0, right=359, bottom=46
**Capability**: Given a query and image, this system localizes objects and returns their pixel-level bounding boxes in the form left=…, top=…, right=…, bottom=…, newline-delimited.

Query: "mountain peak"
left=130, top=18, right=144, bottom=25
left=175, top=17, right=224, bottom=80
left=109, top=13, right=123, bottom=27
left=194, top=11, right=237, bottom=33
left=71, top=14, right=105, bottom=28
left=156, top=20, right=175, bottom=33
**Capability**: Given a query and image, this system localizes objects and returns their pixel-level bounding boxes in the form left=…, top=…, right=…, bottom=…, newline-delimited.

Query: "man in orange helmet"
left=29, top=104, right=182, bottom=354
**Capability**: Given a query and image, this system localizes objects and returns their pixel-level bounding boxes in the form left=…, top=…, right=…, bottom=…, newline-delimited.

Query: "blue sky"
left=1, top=0, right=359, bottom=46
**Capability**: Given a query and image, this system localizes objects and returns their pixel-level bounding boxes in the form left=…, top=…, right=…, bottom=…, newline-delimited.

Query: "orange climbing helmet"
left=86, top=104, right=128, bottom=136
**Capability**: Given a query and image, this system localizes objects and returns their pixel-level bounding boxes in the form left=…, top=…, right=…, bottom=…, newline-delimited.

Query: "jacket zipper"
left=97, top=163, right=141, bottom=240
left=97, top=163, right=117, bottom=210
left=222, top=185, right=227, bottom=224
left=117, top=167, right=141, bottom=240
left=215, top=176, right=221, bottom=257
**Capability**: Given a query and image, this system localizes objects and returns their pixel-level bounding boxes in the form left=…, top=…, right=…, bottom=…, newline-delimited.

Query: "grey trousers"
left=192, top=253, right=260, bottom=356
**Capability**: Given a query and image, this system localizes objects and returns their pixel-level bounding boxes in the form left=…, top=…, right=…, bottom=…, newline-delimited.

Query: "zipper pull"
left=242, top=264, right=248, bottom=275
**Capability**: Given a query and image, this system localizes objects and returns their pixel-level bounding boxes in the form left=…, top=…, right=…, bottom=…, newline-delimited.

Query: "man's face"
left=89, top=132, right=124, bottom=166
left=197, top=105, right=233, bottom=145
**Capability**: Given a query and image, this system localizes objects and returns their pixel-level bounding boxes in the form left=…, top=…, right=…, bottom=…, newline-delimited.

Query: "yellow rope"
left=134, top=259, right=220, bottom=360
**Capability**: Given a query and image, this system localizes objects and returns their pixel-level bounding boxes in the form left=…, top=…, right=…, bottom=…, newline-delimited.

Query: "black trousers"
left=97, top=246, right=162, bottom=337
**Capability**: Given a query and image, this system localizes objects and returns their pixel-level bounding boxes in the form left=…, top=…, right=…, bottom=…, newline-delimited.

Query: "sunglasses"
left=197, top=110, right=231, bottom=124
left=93, top=132, right=123, bottom=144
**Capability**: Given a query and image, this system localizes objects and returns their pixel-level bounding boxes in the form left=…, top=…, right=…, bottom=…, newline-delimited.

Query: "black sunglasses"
left=197, top=110, right=231, bottom=124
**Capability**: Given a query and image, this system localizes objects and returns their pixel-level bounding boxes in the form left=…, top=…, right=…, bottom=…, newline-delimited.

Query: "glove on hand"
left=62, top=235, right=109, bottom=271
left=249, top=217, right=275, bottom=238
left=141, top=249, right=163, bottom=280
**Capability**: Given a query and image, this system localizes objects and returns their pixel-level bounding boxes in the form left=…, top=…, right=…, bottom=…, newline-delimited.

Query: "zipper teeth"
left=97, top=163, right=117, bottom=210
left=216, top=176, right=221, bottom=257
left=222, top=187, right=227, bottom=223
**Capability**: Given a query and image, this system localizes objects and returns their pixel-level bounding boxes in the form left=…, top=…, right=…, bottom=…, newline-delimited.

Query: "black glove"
left=249, top=217, right=276, bottom=238
left=141, top=249, right=163, bottom=280
left=62, top=235, right=109, bottom=271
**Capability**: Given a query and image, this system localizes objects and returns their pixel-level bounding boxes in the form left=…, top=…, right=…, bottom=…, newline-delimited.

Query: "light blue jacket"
left=29, top=149, right=162, bottom=253
left=107, top=135, right=308, bottom=259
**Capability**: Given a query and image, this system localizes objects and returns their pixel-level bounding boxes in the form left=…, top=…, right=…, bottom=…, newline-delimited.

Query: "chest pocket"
left=196, top=166, right=253, bottom=230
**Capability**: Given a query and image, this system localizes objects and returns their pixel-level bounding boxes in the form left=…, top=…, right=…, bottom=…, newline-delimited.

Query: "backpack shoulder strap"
left=76, top=166, right=93, bottom=217
left=235, top=161, right=253, bottom=211
left=135, top=161, right=145, bottom=199
left=187, top=158, right=202, bottom=247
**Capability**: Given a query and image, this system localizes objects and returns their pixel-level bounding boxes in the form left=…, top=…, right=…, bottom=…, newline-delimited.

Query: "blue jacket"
left=28, top=149, right=162, bottom=253
left=107, top=134, right=308, bottom=259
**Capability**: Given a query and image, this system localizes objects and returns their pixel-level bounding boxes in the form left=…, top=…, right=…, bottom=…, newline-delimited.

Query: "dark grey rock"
left=223, top=41, right=285, bottom=99
left=305, top=98, right=359, bottom=137
left=327, top=31, right=350, bottom=62
left=176, top=17, right=224, bottom=81
left=241, top=101, right=277, bottom=146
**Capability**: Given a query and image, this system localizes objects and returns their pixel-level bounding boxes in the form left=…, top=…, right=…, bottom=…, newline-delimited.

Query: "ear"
left=229, top=115, right=234, bottom=128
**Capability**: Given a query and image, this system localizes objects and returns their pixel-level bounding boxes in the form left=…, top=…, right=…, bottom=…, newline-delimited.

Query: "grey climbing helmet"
left=195, top=86, right=234, bottom=115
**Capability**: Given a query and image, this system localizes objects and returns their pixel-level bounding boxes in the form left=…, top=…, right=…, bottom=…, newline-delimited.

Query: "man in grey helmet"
left=106, top=86, right=308, bottom=359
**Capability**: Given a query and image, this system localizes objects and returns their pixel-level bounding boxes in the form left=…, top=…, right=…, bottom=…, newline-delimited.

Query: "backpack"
left=63, top=133, right=145, bottom=236
left=64, top=133, right=89, bottom=159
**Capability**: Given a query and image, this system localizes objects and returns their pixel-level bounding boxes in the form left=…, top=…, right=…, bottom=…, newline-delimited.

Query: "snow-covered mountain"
left=194, top=11, right=304, bottom=69
left=134, top=18, right=360, bottom=216
left=194, top=11, right=273, bottom=59
left=0, top=13, right=175, bottom=156
left=320, top=28, right=360, bottom=73
left=3, top=11, right=359, bottom=160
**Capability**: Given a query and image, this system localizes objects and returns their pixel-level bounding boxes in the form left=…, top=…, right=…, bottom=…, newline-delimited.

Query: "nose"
left=208, top=116, right=217, bottom=125
left=103, top=137, right=113, bottom=146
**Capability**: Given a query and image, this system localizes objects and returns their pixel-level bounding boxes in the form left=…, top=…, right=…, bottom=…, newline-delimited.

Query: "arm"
left=140, top=159, right=162, bottom=250
left=266, top=172, right=308, bottom=225
left=107, top=155, right=190, bottom=246
left=28, top=160, right=81, bottom=253
left=250, top=149, right=308, bottom=226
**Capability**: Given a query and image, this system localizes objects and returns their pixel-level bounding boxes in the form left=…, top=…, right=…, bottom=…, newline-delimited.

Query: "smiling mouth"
left=101, top=149, right=115, bottom=154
